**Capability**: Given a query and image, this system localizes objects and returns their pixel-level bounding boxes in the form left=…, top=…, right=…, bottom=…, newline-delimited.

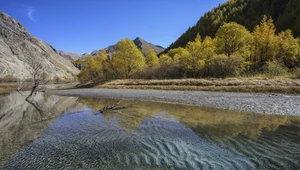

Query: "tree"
left=200, top=36, right=216, bottom=59
left=215, top=22, right=252, bottom=57
left=96, top=49, right=109, bottom=62
left=186, top=33, right=202, bottom=60
left=168, top=47, right=193, bottom=77
left=145, top=48, right=159, bottom=68
left=159, top=54, right=173, bottom=66
left=252, top=16, right=279, bottom=65
left=77, top=56, right=102, bottom=83
left=277, top=29, right=300, bottom=68
left=26, top=58, right=49, bottom=99
left=112, top=39, right=145, bottom=78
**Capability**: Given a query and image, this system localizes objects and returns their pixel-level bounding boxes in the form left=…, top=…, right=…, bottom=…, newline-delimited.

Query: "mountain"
left=81, top=52, right=90, bottom=58
left=133, top=37, right=165, bottom=55
left=57, top=50, right=81, bottom=61
left=166, top=0, right=300, bottom=52
left=0, top=11, right=79, bottom=80
left=89, top=37, right=165, bottom=58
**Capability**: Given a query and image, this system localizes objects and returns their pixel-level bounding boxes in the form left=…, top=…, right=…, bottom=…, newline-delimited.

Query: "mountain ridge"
left=88, top=37, right=165, bottom=58
left=0, top=10, right=79, bottom=80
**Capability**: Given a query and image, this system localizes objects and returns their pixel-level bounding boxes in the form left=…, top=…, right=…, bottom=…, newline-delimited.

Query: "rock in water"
left=0, top=10, right=79, bottom=80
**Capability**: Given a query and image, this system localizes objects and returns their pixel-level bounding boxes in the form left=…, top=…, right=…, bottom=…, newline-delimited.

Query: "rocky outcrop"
left=0, top=11, right=79, bottom=79
left=81, top=52, right=90, bottom=58
left=57, top=50, right=81, bottom=61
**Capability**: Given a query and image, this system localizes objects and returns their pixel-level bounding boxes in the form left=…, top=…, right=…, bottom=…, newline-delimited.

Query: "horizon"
left=1, top=0, right=227, bottom=54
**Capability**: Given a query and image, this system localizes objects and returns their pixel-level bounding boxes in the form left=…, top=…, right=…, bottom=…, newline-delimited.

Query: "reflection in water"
left=1, top=95, right=300, bottom=169
left=4, top=110, right=255, bottom=169
left=0, top=92, right=78, bottom=168
left=79, top=98, right=300, bottom=140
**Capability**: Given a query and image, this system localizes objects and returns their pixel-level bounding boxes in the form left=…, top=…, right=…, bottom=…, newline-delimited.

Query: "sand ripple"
left=3, top=110, right=256, bottom=170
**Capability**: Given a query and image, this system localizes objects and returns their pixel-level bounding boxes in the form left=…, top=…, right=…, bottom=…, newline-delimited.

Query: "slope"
left=0, top=11, right=79, bottom=80
left=166, top=0, right=300, bottom=52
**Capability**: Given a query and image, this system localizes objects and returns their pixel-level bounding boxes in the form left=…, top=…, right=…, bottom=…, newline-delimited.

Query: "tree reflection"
left=78, top=98, right=300, bottom=140
left=0, top=92, right=78, bottom=168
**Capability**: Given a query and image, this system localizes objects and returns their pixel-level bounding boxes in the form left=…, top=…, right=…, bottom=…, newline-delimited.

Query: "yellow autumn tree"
left=77, top=56, right=102, bottom=83
left=252, top=16, right=279, bottom=65
left=186, top=33, right=202, bottom=60
left=278, top=29, right=300, bottom=68
left=168, top=47, right=193, bottom=77
left=200, top=36, right=216, bottom=59
left=215, top=22, right=252, bottom=57
left=145, top=48, right=159, bottom=68
left=96, top=49, right=109, bottom=62
left=112, top=38, right=145, bottom=78
left=96, top=50, right=116, bottom=78
left=159, top=54, right=173, bottom=66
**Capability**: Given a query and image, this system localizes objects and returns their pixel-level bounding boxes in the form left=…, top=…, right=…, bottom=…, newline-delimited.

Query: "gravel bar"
left=49, top=88, right=300, bottom=116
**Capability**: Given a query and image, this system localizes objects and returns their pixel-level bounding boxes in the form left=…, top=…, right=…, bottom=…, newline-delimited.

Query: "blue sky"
left=1, top=0, right=227, bottom=54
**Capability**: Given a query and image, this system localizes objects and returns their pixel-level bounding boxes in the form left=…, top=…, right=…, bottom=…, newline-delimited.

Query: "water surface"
left=0, top=92, right=299, bottom=169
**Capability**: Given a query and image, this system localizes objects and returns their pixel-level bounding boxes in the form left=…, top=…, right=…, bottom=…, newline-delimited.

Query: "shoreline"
left=48, top=88, right=300, bottom=116
left=79, top=78, right=300, bottom=94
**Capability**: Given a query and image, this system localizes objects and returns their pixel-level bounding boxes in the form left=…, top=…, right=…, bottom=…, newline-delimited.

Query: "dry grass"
left=93, top=78, right=300, bottom=94
left=97, top=85, right=300, bottom=94
left=102, top=78, right=300, bottom=87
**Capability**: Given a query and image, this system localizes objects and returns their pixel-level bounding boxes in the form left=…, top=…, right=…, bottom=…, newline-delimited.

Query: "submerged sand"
left=49, top=88, right=300, bottom=116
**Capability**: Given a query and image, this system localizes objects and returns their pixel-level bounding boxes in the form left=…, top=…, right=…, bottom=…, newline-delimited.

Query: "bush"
left=206, top=55, right=244, bottom=78
left=263, top=60, right=288, bottom=77
left=292, top=67, right=300, bottom=78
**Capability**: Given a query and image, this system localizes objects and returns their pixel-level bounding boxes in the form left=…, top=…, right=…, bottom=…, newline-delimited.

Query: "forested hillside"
left=166, top=0, right=300, bottom=52
left=77, top=16, right=300, bottom=82
left=77, top=0, right=300, bottom=83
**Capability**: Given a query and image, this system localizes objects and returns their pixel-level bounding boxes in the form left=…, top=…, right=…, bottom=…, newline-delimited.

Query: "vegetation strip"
left=96, top=85, right=300, bottom=94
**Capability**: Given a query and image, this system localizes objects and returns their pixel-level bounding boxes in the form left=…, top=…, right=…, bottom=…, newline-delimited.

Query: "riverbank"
left=81, top=78, right=300, bottom=94
left=49, top=88, right=300, bottom=116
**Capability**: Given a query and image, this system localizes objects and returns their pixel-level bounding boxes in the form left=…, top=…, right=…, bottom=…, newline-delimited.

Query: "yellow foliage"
left=215, top=22, right=252, bottom=57
left=278, top=30, right=300, bottom=67
left=112, top=38, right=145, bottom=78
left=252, top=16, right=279, bottom=64
left=145, top=48, right=159, bottom=68
left=77, top=56, right=102, bottom=83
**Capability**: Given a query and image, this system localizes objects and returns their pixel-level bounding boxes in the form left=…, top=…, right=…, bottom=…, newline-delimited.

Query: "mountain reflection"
left=0, top=92, right=78, bottom=168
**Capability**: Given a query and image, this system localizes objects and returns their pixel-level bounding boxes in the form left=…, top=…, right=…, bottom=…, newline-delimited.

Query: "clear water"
left=0, top=92, right=299, bottom=169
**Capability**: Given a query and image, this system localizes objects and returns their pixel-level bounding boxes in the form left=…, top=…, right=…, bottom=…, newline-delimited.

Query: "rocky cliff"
left=0, top=11, right=79, bottom=79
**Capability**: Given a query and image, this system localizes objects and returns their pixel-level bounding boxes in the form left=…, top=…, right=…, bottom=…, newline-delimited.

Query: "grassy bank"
left=90, top=78, right=300, bottom=94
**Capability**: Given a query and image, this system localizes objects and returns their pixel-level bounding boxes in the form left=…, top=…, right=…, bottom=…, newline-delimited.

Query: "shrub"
left=263, top=60, right=288, bottom=77
left=292, top=67, right=300, bottom=79
left=206, top=55, right=244, bottom=78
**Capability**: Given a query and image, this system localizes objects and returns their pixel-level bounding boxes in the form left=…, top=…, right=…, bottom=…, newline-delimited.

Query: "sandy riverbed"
left=48, top=88, right=300, bottom=116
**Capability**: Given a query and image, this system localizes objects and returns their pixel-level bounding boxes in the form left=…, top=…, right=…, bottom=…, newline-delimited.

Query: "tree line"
left=77, top=16, right=300, bottom=83
left=166, top=0, right=300, bottom=52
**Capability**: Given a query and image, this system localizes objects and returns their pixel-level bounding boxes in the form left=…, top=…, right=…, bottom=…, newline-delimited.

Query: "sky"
left=1, top=0, right=227, bottom=54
